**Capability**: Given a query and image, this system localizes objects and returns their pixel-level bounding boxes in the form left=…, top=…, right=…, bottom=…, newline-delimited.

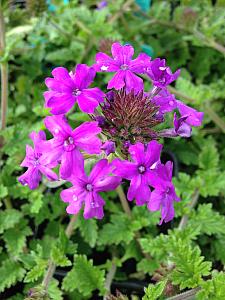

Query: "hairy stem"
left=42, top=214, right=78, bottom=292
left=116, top=185, right=131, bottom=217
left=104, top=261, right=117, bottom=300
left=178, top=189, right=199, bottom=230
left=166, top=287, right=201, bottom=300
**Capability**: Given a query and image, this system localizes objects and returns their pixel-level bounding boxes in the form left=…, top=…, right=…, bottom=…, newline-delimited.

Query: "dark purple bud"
left=101, top=141, right=116, bottom=156
left=95, top=116, right=106, bottom=127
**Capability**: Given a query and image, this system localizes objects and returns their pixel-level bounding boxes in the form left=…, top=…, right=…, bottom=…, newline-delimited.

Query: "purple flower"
left=18, top=131, right=57, bottom=190
left=159, top=113, right=192, bottom=138
left=147, top=162, right=180, bottom=224
left=44, top=64, right=104, bottom=115
left=146, top=58, right=180, bottom=88
left=97, top=1, right=108, bottom=10
left=152, top=89, right=177, bottom=114
left=177, top=101, right=204, bottom=126
left=41, top=115, right=102, bottom=179
left=101, top=141, right=116, bottom=156
left=112, top=141, right=162, bottom=205
left=94, top=42, right=151, bottom=93
left=60, top=159, right=121, bottom=219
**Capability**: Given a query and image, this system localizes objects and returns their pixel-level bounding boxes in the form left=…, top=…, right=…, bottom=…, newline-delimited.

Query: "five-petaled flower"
left=94, top=42, right=150, bottom=93
left=18, top=131, right=58, bottom=190
left=44, top=64, right=105, bottom=114
left=40, top=115, right=102, bottom=179
left=148, top=161, right=180, bottom=224
left=146, top=58, right=180, bottom=88
left=112, top=141, right=162, bottom=205
left=60, top=159, right=121, bottom=219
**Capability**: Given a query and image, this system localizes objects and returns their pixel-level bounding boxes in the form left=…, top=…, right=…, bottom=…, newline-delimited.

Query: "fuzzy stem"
left=166, top=287, right=201, bottom=300
left=42, top=214, right=78, bottom=292
left=178, top=189, right=199, bottom=230
left=104, top=261, right=117, bottom=299
left=0, top=8, right=8, bottom=130
left=116, top=185, right=132, bottom=217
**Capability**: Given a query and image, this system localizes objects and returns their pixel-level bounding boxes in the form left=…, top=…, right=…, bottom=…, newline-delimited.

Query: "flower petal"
left=72, top=64, right=96, bottom=90
left=112, top=158, right=138, bottom=180
left=107, top=70, right=126, bottom=90
left=111, top=42, right=134, bottom=64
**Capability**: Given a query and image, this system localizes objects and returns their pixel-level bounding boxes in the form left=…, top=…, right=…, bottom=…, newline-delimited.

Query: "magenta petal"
left=107, top=70, right=126, bottom=90
left=89, top=159, right=110, bottom=182
left=72, top=64, right=96, bottom=90
left=111, top=42, right=134, bottom=64
left=47, top=92, right=75, bottom=115
left=60, top=151, right=74, bottom=179
left=73, top=122, right=102, bottom=154
left=145, top=140, right=163, bottom=167
left=129, top=142, right=145, bottom=164
left=44, top=115, right=72, bottom=138
left=39, top=166, right=58, bottom=181
left=129, top=53, right=151, bottom=73
left=52, top=67, right=72, bottom=81
left=76, top=88, right=104, bottom=113
left=112, top=159, right=138, bottom=180
left=127, top=175, right=141, bottom=202
left=18, top=168, right=41, bottom=190
left=147, top=190, right=162, bottom=212
left=60, top=187, right=83, bottom=214
left=20, top=145, right=35, bottom=167
left=45, top=78, right=73, bottom=93
left=83, top=192, right=105, bottom=219
left=95, top=52, right=119, bottom=72
left=95, top=176, right=121, bottom=192
left=177, top=101, right=204, bottom=127
left=125, top=70, right=143, bottom=93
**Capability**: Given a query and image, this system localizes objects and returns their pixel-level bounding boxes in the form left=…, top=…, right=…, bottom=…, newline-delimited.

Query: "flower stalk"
left=0, top=7, right=8, bottom=130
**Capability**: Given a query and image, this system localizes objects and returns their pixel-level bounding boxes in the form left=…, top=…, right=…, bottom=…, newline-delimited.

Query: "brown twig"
left=108, top=0, right=134, bottom=24
left=116, top=185, right=132, bottom=217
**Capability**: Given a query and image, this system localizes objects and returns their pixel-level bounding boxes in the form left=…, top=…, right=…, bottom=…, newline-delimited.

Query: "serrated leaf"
left=98, top=213, right=134, bottom=245
left=62, top=255, right=105, bottom=296
left=77, top=215, right=98, bottom=248
left=0, top=184, right=8, bottom=198
left=24, top=258, right=48, bottom=283
left=0, top=260, right=25, bottom=292
left=51, top=246, right=72, bottom=267
left=143, top=280, right=167, bottom=300
left=0, top=209, right=22, bottom=234
left=199, top=142, right=219, bottom=170
left=170, top=242, right=212, bottom=289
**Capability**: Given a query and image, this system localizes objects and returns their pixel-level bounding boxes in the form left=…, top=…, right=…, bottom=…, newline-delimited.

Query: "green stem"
left=166, top=287, right=201, bottom=300
left=116, top=185, right=131, bottom=217
left=42, top=214, right=78, bottom=292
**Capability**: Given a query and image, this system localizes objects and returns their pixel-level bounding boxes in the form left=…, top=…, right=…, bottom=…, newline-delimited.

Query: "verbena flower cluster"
left=19, top=42, right=204, bottom=224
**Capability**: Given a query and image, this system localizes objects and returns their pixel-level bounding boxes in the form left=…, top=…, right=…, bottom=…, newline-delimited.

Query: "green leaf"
left=0, top=209, right=22, bottom=234
left=98, top=213, right=134, bottom=245
left=24, top=257, right=48, bottom=283
left=188, top=204, right=225, bottom=236
left=0, top=259, right=25, bottom=292
left=199, top=142, right=219, bottom=170
left=62, top=255, right=105, bottom=297
left=196, top=271, right=225, bottom=300
left=3, top=221, right=32, bottom=255
left=51, top=246, right=72, bottom=267
left=77, top=215, right=98, bottom=248
left=48, top=279, right=63, bottom=300
left=170, top=241, right=212, bottom=289
left=0, top=184, right=8, bottom=199
left=142, top=280, right=167, bottom=300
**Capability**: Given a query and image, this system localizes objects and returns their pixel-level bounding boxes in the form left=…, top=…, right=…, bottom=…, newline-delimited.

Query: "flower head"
left=18, top=131, right=57, bottom=189
left=40, top=115, right=102, bottom=179
left=61, top=159, right=121, bottom=219
left=94, top=42, right=150, bottom=93
left=146, top=58, right=180, bottom=88
left=147, top=162, right=180, bottom=224
left=44, top=64, right=104, bottom=115
left=112, top=141, right=162, bottom=205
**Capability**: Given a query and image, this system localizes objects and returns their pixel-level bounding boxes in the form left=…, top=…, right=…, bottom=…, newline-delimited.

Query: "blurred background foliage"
left=0, top=0, right=225, bottom=299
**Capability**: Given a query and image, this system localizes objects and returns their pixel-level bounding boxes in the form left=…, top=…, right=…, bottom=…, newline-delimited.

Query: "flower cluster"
left=19, top=42, right=203, bottom=223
